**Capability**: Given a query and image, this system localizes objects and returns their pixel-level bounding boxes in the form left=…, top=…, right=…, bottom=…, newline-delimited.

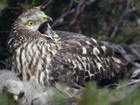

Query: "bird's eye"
left=27, top=20, right=35, bottom=26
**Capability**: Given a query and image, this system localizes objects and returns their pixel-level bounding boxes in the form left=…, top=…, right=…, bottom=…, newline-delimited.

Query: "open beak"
left=38, top=16, right=53, bottom=39
left=47, top=16, right=53, bottom=23
left=13, top=91, right=25, bottom=103
left=13, top=95, right=18, bottom=101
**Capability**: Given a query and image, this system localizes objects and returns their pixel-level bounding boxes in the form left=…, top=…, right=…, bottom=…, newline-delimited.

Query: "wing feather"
left=48, top=31, right=128, bottom=86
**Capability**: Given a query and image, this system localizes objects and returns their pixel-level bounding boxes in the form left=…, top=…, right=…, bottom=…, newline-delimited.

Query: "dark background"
left=0, top=0, right=140, bottom=66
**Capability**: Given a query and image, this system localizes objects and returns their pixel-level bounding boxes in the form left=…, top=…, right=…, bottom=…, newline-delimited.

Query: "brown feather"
left=7, top=9, right=139, bottom=88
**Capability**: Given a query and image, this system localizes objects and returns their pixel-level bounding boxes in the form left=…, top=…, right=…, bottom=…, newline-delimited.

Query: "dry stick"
left=69, top=79, right=84, bottom=90
left=60, top=0, right=74, bottom=13
left=51, top=9, right=75, bottom=28
left=109, top=0, right=130, bottom=41
left=40, top=0, right=53, bottom=10
left=101, top=83, right=121, bottom=90
left=68, top=0, right=96, bottom=29
left=67, top=0, right=74, bottom=12
left=51, top=0, right=75, bottom=28
left=52, top=0, right=96, bottom=28
left=68, top=0, right=86, bottom=28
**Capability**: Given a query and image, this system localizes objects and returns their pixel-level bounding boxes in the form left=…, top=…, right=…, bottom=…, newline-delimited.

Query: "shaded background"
left=0, top=0, right=140, bottom=67
left=0, top=1, right=140, bottom=105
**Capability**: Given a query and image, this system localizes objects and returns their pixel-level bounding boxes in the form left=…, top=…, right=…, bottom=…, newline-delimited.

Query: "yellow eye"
left=27, top=20, right=35, bottom=26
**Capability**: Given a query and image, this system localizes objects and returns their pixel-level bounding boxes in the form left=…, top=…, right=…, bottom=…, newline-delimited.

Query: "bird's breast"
left=11, top=40, right=59, bottom=86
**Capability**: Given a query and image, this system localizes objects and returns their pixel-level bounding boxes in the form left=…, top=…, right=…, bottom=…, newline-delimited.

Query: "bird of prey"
left=7, top=8, right=139, bottom=89
left=0, top=69, right=58, bottom=105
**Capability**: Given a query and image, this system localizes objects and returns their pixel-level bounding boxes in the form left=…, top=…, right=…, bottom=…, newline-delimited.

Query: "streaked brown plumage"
left=7, top=8, right=139, bottom=88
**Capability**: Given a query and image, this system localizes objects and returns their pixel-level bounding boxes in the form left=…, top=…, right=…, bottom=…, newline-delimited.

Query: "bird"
left=53, top=31, right=140, bottom=88
left=0, top=69, right=58, bottom=105
left=7, top=8, right=139, bottom=89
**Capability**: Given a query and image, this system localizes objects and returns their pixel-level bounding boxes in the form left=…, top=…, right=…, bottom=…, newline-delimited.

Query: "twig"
left=69, top=79, right=84, bottom=90
left=52, top=0, right=96, bottom=28
left=51, top=0, right=75, bottom=28
left=109, top=0, right=131, bottom=41
left=67, top=0, right=74, bottom=12
left=51, top=9, right=75, bottom=28
left=40, top=0, right=53, bottom=10
left=101, top=83, right=121, bottom=90
left=68, top=0, right=86, bottom=28
left=68, top=0, right=96, bottom=29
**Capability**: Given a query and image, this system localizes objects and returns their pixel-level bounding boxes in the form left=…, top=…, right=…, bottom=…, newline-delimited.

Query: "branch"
left=40, top=0, right=53, bottom=10
left=51, top=0, right=75, bottom=28
left=109, top=0, right=131, bottom=41
left=68, top=0, right=96, bottom=29
left=51, top=9, right=75, bottom=28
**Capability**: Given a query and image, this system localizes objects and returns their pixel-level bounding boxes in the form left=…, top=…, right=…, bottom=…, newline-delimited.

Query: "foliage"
left=74, top=81, right=140, bottom=105
left=0, top=89, right=16, bottom=105
left=0, top=0, right=140, bottom=104
left=0, top=0, right=8, bottom=10
left=0, top=0, right=140, bottom=59
left=1, top=0, right=140, bottom=43
left=1, top=81, right=140, bottom=105
left=74, top=0, right=81, bottom=3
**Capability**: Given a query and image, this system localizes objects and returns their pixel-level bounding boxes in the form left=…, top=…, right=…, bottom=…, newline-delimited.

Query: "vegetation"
left=0, top=0, right=140, bottom=105
left=46, top=82, right=140, bottom=105
left=77, top=82, right=140, bottom=105
left=0, top=88, right=16, bottom=105
left=0, top=0, right=140, bottom=61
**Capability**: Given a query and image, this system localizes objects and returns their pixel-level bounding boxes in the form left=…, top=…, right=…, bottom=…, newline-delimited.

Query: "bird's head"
left=12, top=8, right=53, bottom=39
